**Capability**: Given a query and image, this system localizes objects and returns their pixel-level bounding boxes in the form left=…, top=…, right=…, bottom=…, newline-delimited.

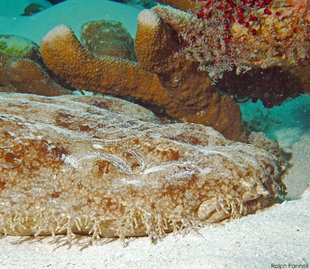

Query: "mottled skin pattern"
left=0, top=93, right=281, bottom=241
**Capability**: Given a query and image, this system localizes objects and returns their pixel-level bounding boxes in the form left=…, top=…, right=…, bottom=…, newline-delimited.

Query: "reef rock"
left=21, top=3, right=47, bottom=16
left=0, top=34, right=71, bottom=96
left=81, top=20, right=136, bottom=61
left=0, top=34, right=40, bottom=60
left=0, top=93, right=282, bottom=241
left=0, top=52, right=71, bottom=96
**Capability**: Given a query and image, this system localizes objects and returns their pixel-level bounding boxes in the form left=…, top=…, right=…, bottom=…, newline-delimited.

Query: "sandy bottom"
left=282, top=131, right=310, bottom=200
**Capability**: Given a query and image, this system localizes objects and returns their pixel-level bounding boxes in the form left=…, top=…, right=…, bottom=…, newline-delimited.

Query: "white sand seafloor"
left=0, top=1, right=310, bottom=268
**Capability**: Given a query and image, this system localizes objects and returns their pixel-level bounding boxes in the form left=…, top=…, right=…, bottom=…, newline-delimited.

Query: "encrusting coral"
left=40, top=19, right=242, bottom=140
left=0, top=93, right=283, bottom=241
left=155, top=0, right=310, bottom=71
left=153, top=0, right=310, bottom=103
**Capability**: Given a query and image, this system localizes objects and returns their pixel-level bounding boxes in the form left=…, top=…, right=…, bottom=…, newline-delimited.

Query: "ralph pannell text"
left=271, top=263, right=309, bottom=269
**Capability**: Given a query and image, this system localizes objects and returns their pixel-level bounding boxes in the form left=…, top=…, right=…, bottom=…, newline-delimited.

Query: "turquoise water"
left=0, top=0, right=310, bottom=199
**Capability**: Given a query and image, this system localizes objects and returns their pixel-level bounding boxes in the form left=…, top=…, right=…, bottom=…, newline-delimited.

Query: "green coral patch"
left=0, top=35, right=38, bottom=58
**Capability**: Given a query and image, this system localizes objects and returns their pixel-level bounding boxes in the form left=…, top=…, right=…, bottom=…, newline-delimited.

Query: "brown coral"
left=0, top=52, right=71, bottom=96
left=0, top=93, right=282, bottom=240
left=40, top=18, right=242, bottom=140
left=135, top=9, right=242, bottom=138
left=155, top=0, right=194, bottom=11
left=40, top=25, right=172, bottom=107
